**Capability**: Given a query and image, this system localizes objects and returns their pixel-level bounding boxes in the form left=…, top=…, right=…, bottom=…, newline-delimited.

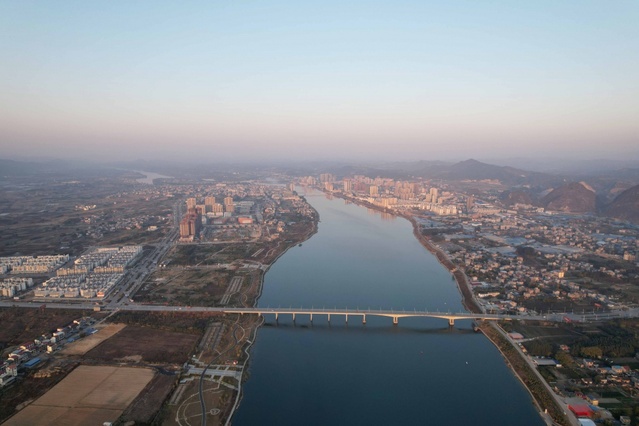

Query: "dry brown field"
left=4, top=365, right=154, bottom=426
left=119, top=373, right=177, bottom=424
left=136, top=267, right=233, bottom=306
left=59, top=323, right=126, bottom=356
left=84, top=325, right=199, bottom=364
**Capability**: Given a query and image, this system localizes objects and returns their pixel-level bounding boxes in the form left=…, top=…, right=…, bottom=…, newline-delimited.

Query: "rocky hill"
left=502, top=190, right=536, bottom=207
left=541, top=182, right=596, bottom=213
left=604, top=184, right=639, bottom=223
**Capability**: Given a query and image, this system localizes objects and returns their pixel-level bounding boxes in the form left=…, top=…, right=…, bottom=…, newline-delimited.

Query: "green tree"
left=580, top=346, right=603, bottom=358
left=555, top=351, right=575, bottom=368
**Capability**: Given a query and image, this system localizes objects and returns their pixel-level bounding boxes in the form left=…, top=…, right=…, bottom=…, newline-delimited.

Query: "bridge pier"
left=362, top=314, right=366, bottom=324
left=310, top=313, right=313, bottom=323
left=292, top=313, right=296, bottom=322
left=448, top=318, right=454, bottom=326
left=275, top=313, right=278, bottom=322
left=327, top=314, right=331, bottom=323
left=345, top=314, right=348, bottom=324
left=393, top=316, right=398, bottom=325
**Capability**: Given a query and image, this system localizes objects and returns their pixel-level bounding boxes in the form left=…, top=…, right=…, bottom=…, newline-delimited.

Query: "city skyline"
left=1, top=1, right=638, bottom=162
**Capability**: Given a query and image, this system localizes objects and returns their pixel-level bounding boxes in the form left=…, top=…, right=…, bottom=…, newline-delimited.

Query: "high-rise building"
left=179, top=207, right=202, bottom=239
left=466, top=195, right=474, bottom=212
left=224, top=197, right=234, bottom=213
left=354, top=182, right=369, bottom=193
left=320, top=173, right=335, bottom=183
left=429, top=188, right=438, bottom=204
left=186, top=198, right=197, bottom=209
left=205, top=196, right=216, bottom=207
left=179, top=221, right=191, bottom=238
left=343, top=180, right=353, bottom=192
left=369, top=185, right=378, bottom=196
left=211, top=203, right=224, bottom=214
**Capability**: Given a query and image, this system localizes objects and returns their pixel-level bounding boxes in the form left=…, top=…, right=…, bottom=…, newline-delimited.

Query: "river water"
left=134, top=170, right=172, bottom=184
left=234, top=189, right=544, bottom=425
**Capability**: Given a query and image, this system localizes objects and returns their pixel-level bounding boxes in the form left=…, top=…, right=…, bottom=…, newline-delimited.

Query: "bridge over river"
left=115, top=304, right=630, bottom=326
left=1, top=301, right=634, bottom=326
left=221, top=307, right=526, bottom=326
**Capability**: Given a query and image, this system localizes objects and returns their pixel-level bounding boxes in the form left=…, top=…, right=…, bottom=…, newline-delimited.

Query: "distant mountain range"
left=540, top=182, right=596, bottom=213
left=2, top=156, right=639, bottom=223
left=371, top=159, right=639, bottom=222
left=604, top=184, right=639, bottom=223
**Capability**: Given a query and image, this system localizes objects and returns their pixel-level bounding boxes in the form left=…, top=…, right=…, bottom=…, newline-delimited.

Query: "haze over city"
left=1, top=1, right=638, bottom=163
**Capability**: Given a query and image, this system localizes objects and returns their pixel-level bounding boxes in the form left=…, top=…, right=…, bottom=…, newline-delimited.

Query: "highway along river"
left=233, top=188, right=544, bottom=426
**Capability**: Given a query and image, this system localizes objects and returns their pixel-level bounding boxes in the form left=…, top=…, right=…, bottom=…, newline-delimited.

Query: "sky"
left=1, top=1, right=638, bottom=163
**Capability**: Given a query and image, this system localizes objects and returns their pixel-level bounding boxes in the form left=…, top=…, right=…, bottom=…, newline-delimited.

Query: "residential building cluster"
left=32, top=246, right=141, bottom=300
left=0, top=255, right=69, bottom=274
left=1, top=316, right=96, bottom=387
left=303, top=175, right=460, bottom=216
left=56, top=246, right=142, bottom=276
left=35, top=273, right=123, bottom=299
left=436, top=210, right=639, bottom=313
left=0, top=277, right=34, bottom=298
left=176, top=182, right=315, bottom=244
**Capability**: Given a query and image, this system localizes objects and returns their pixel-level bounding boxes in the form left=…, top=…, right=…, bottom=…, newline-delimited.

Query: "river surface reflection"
left=134, top=170, right=172, bottom=184
left=234, top=188, right=544, bottom=426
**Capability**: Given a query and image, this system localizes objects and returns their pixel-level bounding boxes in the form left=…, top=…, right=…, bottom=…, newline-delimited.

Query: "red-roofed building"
left=569, top=404, right=593, bottom=418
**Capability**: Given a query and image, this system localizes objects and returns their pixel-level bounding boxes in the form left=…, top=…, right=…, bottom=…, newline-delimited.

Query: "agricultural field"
left=4, top=365, right=154, bottom=426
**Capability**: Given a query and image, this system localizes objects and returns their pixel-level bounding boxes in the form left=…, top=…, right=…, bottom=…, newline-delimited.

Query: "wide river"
left=234, top=188, right=545, bottom=425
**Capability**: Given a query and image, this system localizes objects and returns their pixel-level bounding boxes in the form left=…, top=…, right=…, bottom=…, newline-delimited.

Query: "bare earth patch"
left=59, top=323, right=127, bottom=356
left=4, top=365, right=154, bottom=426
left=85, top=325, right=200, bottom=364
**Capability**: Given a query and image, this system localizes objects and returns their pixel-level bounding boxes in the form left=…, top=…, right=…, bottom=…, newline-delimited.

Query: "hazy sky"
left=1, top=1, right=638, bottom=163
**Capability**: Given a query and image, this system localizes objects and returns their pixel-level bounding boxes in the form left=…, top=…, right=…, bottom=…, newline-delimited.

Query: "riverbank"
left=480, top=322, right=576, bottom=426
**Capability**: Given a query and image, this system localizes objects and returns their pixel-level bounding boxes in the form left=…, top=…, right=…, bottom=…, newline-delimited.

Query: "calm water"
left=134, top=170, right=172, bottom=184
left=234, top=189, right=544, bottom=426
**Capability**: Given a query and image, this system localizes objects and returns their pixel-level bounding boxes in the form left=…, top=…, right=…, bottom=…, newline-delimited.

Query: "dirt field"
left=136, top=267, right=233, bottom=306
left=120, top=373, right=177, bottom=424
left=59, top=323, right=126, bottom=356
left=84, top=325, right=200, bottom=364
left=4, top=365, right=154, bottom=426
